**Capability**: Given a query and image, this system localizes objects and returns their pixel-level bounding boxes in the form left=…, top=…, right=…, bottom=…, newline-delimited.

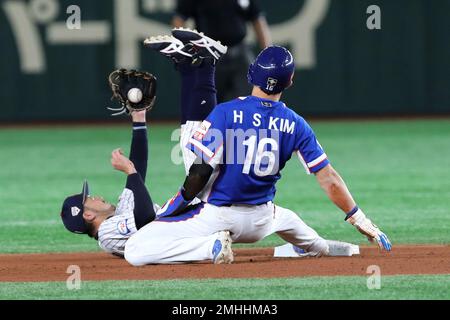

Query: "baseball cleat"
left=172, top=27, right=228, bottom=63
left=212, top=230, right=234, bottom=264
left=144, top=35, right=194, bottom=64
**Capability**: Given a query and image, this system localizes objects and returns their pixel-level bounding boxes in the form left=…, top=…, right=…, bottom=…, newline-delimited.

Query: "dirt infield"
left=0, top=245, right=448, bottom=282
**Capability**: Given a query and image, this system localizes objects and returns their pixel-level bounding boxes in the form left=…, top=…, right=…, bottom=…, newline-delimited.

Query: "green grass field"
left=0, top=119, right=449, bottom=299
left=1, top=275, right=449, bottom=300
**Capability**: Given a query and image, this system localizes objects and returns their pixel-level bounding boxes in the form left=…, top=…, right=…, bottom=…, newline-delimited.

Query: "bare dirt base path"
left=0, top=245, right=449, bottom=282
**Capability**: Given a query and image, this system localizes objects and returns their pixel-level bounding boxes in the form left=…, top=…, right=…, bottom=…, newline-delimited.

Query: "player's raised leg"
left=144, top=28, right=227, bottom=174
left=176, top=54, right=219, bottom=173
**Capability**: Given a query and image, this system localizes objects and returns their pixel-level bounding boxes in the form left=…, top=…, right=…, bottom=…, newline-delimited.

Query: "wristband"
left=133, top=122, right=147, bottom=130
left=344, top=205, right=359, bottom=221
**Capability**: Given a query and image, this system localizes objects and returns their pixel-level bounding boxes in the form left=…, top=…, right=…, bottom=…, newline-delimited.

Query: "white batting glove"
left=346, top=207, right=392, bottom=251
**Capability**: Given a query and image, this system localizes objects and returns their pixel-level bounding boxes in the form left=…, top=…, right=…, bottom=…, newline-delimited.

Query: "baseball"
left=127, top=88, right=143, bottom=103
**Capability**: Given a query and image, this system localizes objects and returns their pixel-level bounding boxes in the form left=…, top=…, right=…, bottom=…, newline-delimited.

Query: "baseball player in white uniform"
left=60, top=110, right=159, bottom=257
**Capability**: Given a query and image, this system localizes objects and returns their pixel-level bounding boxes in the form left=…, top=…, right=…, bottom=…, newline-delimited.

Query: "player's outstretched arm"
left=315, top=164, right=392, bottom=251
left=111, top=148, right=156, bottom=229
left=129, top=110, right=148, bottom=181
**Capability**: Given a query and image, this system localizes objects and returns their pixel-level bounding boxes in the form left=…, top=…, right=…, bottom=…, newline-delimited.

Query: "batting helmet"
left=247, top=46, right=295, bottom=94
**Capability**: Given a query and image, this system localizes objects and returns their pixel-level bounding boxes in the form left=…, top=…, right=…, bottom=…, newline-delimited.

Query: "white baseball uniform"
left=97, top=188, right=159, bottom=256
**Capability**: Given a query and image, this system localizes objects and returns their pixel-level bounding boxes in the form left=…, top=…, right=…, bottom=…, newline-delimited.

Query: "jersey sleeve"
left=125, top=173, right=156, bottom=230
left=97, top=211, right=137, bottom=257
left=185, top=106, right=226, bottom=168
left=97, top=189, right=137, bottom=257
left=295, top=118, right=329, bottom=174
left=129, top=123, right=148, bottom=181
left=98, top=189, right=160, bottom=257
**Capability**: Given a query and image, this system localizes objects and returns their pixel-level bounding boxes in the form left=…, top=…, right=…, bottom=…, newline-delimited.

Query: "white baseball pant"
left=124, top=202, right=328, bottom=265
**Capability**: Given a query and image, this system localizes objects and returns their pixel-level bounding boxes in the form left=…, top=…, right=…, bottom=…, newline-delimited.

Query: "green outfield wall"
left=1, top=0, right=449, bottom=121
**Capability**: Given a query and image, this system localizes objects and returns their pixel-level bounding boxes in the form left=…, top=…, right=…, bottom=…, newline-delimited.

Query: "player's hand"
left=111, top=148, right=137, bottom=175
left=346, top=209, right=392, bottom=251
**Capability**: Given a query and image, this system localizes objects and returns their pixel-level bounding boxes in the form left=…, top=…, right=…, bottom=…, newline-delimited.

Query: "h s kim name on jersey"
left=238, top=109, right=296, bottom=135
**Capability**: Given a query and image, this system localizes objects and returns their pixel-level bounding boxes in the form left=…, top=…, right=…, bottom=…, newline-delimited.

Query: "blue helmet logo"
left=247, top=46, right=295, bottom=94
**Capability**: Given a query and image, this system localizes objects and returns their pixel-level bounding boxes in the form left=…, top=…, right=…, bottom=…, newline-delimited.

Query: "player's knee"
left=307, top=237, right=329, bottom=257
left=124, top=252, right=145, bottom=266
left=125, top=247, right=163, bottom=266
left=124, top=242, right=146, bottom=266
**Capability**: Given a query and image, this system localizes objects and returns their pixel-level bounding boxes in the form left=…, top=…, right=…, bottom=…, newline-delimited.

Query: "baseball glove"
left=107, top=69, right=157, bottom=116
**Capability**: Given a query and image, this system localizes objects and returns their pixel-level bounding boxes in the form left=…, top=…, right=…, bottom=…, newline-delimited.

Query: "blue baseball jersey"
left=186, top=96, right=329, bottom=206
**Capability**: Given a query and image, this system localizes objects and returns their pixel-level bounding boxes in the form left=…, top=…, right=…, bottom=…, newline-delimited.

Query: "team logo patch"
left=117, top=219, right=130, bottom=235
left=266, top=77, right=278, bottom=91
left=71, top=206, right=81, bottom=216
left=193, top=120, right=211, bottom=140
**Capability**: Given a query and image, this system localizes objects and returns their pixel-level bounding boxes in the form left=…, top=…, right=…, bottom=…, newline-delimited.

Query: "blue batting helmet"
left=247, top=46, right=295, bottom=94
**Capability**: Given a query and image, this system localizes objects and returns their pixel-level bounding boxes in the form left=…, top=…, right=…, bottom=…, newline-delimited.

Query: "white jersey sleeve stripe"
left=188, top=138, right=214, bottom=158
left=207, top=143, right=223, bottom=169
left=307, top=153, right=328, bottom=168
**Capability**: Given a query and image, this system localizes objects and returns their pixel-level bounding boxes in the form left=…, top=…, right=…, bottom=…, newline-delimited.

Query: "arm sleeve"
left=295, top=117, right=330, bottom=174
left=129, top=122, right=148, bottom=182
left=125, top=173, right=155, bottom=229
left=175, top=0, right=195, bottom=20
left=182, top=159, right=214, bottom=200
left=185, top=106, right=226, bottom=169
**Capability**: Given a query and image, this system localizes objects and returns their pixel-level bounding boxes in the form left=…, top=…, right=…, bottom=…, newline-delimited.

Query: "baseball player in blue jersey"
left=124, top=29, right=391, bottom=266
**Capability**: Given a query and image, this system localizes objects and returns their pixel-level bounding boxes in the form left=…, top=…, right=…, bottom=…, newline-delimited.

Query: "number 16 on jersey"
left=242, top=135, right=280, bottom=177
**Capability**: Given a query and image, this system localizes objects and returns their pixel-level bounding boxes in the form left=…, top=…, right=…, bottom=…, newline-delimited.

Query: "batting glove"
left=345, top=207, right=392, bottom=251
